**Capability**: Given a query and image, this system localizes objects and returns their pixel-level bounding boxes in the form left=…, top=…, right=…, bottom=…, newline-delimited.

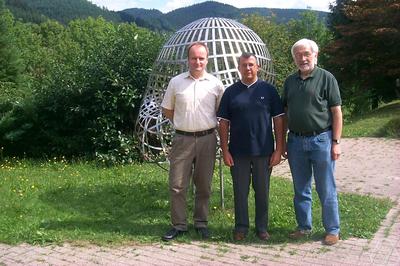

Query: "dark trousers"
left=230, top=156, right=271, bottom=234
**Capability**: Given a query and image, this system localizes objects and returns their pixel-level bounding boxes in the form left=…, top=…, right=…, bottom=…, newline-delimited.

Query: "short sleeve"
left=327, top=75, right=342, bottom=107
left=269, top=84, right=285, bottom=117
left=216, top=87, right=231, bottom=120
left=161, top=79, right=175, bottom=110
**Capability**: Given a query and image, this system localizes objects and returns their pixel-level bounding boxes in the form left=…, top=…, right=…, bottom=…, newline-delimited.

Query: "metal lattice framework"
left=135, top=17, right=275, bottom=161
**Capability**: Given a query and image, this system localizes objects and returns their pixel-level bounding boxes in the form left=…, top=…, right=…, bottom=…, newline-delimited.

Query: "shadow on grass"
left=37, top=180, right=302, bottom=245
left=374, top=117, right=400, bottom=138
left=36, top=175, right=393, bottom=245
left=39, top=180, right=171, bottom=240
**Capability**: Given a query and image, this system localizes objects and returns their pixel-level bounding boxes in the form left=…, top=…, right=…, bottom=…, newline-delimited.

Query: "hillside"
left=5, top=0, right=121, bottom=24
left=343, top=100, right=400, bottom=138
left=122, top=1, right=328, bottom=31
left=161, top=1, right=240, bottom=29
left=5, top=0, right=328, bottom=31
left=119, top=8, right=175, bottom=31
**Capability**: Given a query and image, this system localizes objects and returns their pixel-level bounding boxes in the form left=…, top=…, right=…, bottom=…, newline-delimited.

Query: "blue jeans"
left=287, top=130, right=340, bottom=235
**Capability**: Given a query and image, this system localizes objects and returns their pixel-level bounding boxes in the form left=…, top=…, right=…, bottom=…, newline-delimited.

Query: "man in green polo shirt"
left=282, top=38, right=343, bottom=246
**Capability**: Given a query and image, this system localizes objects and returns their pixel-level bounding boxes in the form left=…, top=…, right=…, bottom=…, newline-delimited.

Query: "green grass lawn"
left=1, top=100, right=398, bottom=246
left=343, top=100, right=400, bottom=138
left=0, top=158, right=392, bottom=245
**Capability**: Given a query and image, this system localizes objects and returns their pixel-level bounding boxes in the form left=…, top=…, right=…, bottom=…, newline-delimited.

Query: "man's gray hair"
left=239, top=51, right=258, bottom=64
left=291, top=38, right=319, bottom=58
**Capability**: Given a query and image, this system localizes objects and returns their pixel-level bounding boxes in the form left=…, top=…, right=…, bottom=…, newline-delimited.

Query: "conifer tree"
left=0, top=0, right=23, bottom=85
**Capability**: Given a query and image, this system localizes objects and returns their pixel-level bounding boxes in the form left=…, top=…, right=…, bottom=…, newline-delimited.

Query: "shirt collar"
left=241, top=78, right=258, bottom=88
left=184, top=71, right=209, bottom=81
left=296, top=66, right=318, bottom=80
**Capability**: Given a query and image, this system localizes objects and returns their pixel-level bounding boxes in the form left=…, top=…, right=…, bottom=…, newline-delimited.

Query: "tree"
left=5, top=0, right=121, bottom=25
left=241, top=14, right=292, bottom=90
left=0, top=0, right=23, bottom=85
left=287, top=10, right=332, bottom=49
left=0, top=0, right=32, bottom=156
left=327, top=0, right=352, bottom=38
left=0, top=15, right=164, bottom=161
left=326, top=0, right=400, bottom=112
left=242, top=12, right=332, bottom=91
left=286, top=10, right=333, bottom=69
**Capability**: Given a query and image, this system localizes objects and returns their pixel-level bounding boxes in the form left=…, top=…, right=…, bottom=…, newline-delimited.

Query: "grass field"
left=0, top=158, right=392, bottom=245
left=343, top=100, right=400, bottom=138
left=0, top=100, right=398, bottom=246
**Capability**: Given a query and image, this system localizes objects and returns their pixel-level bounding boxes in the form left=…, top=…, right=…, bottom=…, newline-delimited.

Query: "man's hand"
left=331, top=143, right=341, bottom=160
left=282, top=142, right=288, bottom=159
left=222, top=150, right=234, bottom=167
left=162, top=107, right=174, bottom=121
left=269, top=150, right=282, bottom=168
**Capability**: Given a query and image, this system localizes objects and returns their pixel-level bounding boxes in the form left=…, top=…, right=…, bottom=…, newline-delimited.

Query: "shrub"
left=1, top=17, right=164, bottom=163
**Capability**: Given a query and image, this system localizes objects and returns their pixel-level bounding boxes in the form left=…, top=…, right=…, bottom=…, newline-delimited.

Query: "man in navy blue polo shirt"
left=217, top=52, right=285, bottom=241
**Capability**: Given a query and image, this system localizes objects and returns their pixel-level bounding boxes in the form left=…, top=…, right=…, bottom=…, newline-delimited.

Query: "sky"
left=89, top=0, right=333, bottom=13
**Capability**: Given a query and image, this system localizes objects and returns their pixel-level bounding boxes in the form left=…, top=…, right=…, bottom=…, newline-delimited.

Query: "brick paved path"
left=1, top=138, right=399, bottom=265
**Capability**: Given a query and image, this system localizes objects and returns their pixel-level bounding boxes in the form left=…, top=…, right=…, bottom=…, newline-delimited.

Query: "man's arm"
left=218, top=119, right=234, bottom=166
left=282, top=108, right=288, bottom=158
left=162, top=107, right=174, bottom=122
left=331, top=105, right=343, bottom=160
left=270, top=115, right=284, bottom=167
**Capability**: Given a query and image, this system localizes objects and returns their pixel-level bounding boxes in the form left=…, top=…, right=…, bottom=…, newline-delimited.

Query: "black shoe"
left=162, top=228, right=186, bottom=241
left=257, top=231, right=270, bottom=241
left=195, top=227, right=210, bottom=239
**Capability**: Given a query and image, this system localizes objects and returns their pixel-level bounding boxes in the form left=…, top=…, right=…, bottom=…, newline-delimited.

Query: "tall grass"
left=0, top=158, right=392, bottom=245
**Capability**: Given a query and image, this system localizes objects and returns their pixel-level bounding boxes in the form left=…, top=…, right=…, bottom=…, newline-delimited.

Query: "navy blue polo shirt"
left=217, top=79, right=284, bottom=157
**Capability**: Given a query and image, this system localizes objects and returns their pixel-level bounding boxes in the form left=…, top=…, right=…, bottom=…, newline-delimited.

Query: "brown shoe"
left=324, top=234, right=339, bottom=245
left=289, top=230, right=311, bottom=239
left=257, top=231, right=270, bottom=241
left=233, top=231, right=246, bottom=241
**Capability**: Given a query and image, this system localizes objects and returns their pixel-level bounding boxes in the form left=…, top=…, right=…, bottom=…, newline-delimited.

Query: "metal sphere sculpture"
left=136, top=17, right=275, bottom=161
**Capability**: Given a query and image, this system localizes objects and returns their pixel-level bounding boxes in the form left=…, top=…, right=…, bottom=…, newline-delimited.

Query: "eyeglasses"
left=294, top=52, right=314, bottom=59
left=240, top=63, right=256, bottom=69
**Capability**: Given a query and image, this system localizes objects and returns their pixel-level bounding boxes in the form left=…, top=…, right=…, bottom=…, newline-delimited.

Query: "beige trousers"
left=168, top=132, right=217, bottom=231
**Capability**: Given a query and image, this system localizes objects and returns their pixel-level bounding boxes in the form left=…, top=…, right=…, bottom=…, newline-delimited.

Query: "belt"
left=290, top=126, right=332, bottom=137
left=175, top=128, right=215, bottom=137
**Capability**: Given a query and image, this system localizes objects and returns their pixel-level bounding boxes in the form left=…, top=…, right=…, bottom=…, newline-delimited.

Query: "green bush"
left=341, top=85, right=377, bottom=117
left=1, top=17, right=164, bottom=162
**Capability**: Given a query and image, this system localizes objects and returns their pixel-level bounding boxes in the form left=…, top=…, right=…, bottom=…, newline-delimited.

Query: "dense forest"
left=5, top=0, right=327, bottom=31
left=0, top=0, right=398, bottom=163
left=5, top=0, right=121, bottom=24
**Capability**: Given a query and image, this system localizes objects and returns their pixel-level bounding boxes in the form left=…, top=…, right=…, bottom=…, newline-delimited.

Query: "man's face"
left=188, top=45, right=208, bottom=76
left=293, top=45, right=317, bottom=75
left=238, top=56, right=259, bottom=84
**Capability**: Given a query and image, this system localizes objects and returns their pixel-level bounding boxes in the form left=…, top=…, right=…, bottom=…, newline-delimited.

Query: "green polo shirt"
left=282, top=67, right=341, bottom=133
